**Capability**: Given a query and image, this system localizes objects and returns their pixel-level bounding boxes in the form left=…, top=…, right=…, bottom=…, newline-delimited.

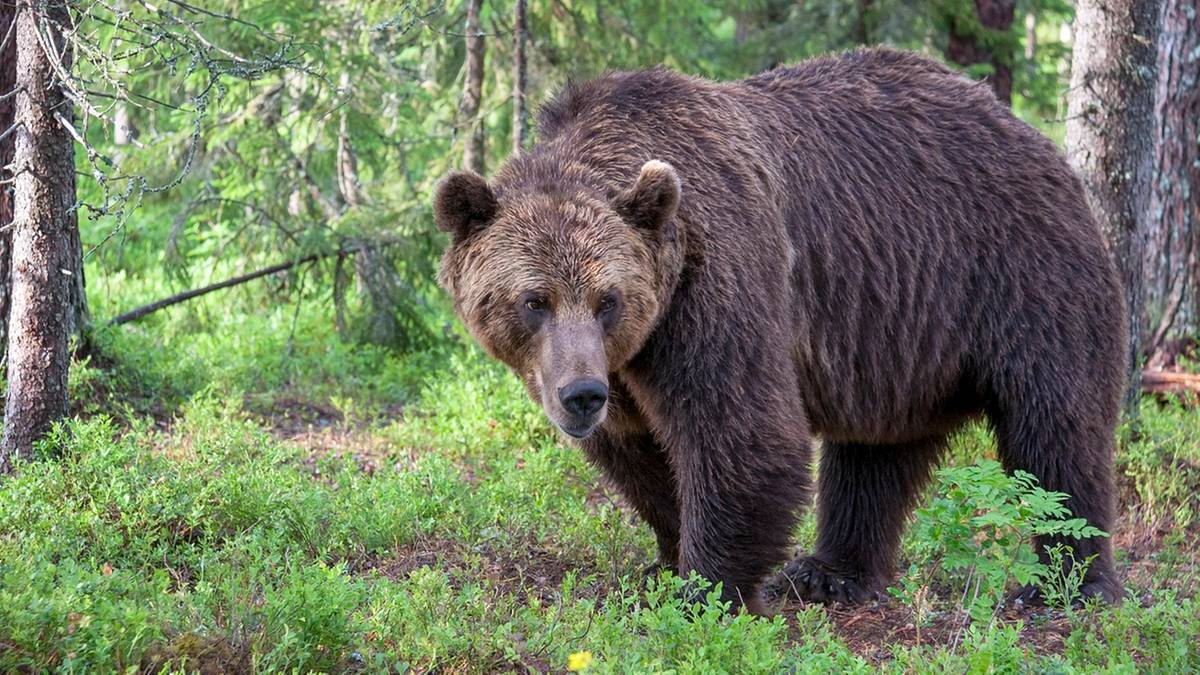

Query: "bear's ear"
left=614, top=160, right=681, bottom=232
left=433, top=171, right=498, bottom=241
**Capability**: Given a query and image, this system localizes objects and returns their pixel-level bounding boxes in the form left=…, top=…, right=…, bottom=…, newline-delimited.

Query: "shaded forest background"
left=0, top=1, right=1195, bottom=463
left=0, top=2, right=1197, bottom=671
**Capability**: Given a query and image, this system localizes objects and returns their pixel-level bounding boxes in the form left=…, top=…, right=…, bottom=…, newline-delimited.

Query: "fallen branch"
left=1140, top=369, right=1200, bottom=395
left=108, top=247, right=349, bottom=326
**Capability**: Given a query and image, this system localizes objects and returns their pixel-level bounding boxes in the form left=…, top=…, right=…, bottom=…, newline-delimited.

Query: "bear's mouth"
left=554, top=410, right=606, bottom=440
left=558, top=423, right=594, bottom=439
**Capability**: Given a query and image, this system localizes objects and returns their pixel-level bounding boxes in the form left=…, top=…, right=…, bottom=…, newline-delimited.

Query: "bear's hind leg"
left=768, top=437, right=944, bottom=605
left=991, top=398, right=1122, bottom=603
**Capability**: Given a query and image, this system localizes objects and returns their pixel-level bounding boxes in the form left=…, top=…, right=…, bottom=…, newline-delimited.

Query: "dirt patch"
left=351, top=535, right=611, bottom=605
left=70, top=346, right=176, bottom=425
left=141, top=631, right=252, bottom=675
left=249, top=396, right=345, bottom=438
left=350, top=537, right=466, bottom=580
left=1112, top=471, right=1200, bottom=598
left=247, top=393, right=410, bottom=441
left=244, top=393, right=429, bottom=479
left=778, top=597, right=1076, bottom=665
left=351, top=537, right=572, bottom=672
left=291, top=427, right=412, bottom=478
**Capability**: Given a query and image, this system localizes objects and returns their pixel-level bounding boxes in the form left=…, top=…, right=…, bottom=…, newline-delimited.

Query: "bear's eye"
left=524, top=296, right=549, bottom=313
left=597, top=291, right=620, bottom=318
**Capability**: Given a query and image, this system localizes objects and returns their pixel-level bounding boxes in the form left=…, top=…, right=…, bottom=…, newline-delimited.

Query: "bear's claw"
left=765, top=557, right=881, bottom=606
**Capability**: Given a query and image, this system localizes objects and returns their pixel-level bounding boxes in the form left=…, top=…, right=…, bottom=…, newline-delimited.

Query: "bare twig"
left=0, top=121, right=21, bottom=146
left=54, top=110, right=113, bottom=167
left=0, top=0, right=19, bottom=55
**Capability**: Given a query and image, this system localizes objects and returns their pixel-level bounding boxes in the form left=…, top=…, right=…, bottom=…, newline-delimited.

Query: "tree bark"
left=511, top=0, right=527, bottom=155
left=1065, top=0, right=1161, bottom=412
left=1142, top=0, right=1199, bottom=367
left=0, top=0, right=16, bottom=366
left=1, top=0, right=87, bottom=471
left=946, top=0, right=1016, bottom=104
left=460, top=0, right=485, bottom=174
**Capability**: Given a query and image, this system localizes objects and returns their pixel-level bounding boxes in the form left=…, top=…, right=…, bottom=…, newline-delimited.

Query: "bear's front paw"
left=1078, top=577, right=1126, bottom=605
left=764, top=557, right=881, bottom=606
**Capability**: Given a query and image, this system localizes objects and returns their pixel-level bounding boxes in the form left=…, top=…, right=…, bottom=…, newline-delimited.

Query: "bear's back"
left=512, top=51, right=1120, bottom=443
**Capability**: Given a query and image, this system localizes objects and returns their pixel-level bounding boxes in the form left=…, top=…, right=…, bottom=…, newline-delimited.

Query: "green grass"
left=1, top=260, right=1198, bottom=672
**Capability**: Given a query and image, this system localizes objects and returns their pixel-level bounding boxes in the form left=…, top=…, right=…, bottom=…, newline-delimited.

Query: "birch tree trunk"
left=460, top=0, right=486, bottom=174
left=511, top=0, right=528, bottom=155
left=1143, top=0, right=1199, bottom=367
left=336, top=71, right=363, bottom=209
left=1, top=0, right=88, bottom=470
left=1024, top=12, right=1036, bottom=61
left=1065, top=0, right=1160, bottom=410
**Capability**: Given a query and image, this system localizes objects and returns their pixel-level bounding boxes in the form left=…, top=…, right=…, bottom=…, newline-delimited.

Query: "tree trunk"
left=1024, top=12, right=1036, bottom=61
left=1143, top=0, right=1199, bottom=368
left=511, top=0, right=528, bottom=155
left=113, top=100, right=131, bottom=146
left=1, top=0, right=87, bottom=471
left=853, top=0, right=874, bottom=45
left=336, top=72, right=363, bottom=209
left=1065, top=0, right=1161, bottom=412
left=946, top=0, right=1016, bottom=104
left=460, top=0, right=486, bottom=174
left=0, top=0, right=16, bottom=366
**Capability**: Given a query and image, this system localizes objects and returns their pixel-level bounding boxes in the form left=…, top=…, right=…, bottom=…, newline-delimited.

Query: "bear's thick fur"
left=435, top=47, right=1125, bottom=613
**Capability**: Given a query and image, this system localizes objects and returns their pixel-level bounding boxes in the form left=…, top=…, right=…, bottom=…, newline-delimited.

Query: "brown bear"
left=434, top=47, right=1125, bottom=614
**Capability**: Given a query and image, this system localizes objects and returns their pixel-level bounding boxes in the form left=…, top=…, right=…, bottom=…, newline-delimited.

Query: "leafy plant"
left=1040, top=543, right=1095, bottom=612
left=892, top=460, right=1106, bottom=625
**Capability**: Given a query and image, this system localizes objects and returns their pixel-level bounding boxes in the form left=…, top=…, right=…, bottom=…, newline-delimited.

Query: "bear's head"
left=434, top=160, right=683, bottom=439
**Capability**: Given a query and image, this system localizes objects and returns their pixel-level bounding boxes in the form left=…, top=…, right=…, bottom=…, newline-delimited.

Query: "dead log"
left=1140, top=369, right=1200, bottom=395
left=108, top=248, right=348, bottom=326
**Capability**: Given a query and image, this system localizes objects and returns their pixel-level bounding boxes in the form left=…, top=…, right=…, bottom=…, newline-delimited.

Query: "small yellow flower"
left=567, top=650, right=593, bottom=671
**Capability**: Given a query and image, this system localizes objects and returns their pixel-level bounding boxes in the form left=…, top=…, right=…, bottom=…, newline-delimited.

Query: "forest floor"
left=1, top=275, right=1198, bottom=672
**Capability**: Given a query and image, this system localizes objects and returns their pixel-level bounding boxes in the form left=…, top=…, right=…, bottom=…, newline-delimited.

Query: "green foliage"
left=892, top=460, right=1106, bottom=624
left=1120, top=399, right=1200, bottom=530
left=75, top=0, right=1081, bottom=354
left=1061, top=591, right=1200, bottom=671
left=5, top=1, right=1198, bottom=671
left=575, top=573, right=847, bottom=674
left=4, top=321, right=1200, bottom=670
left=888, top=621, right=1028, bottom=673
left=1040, top=543, right=1093, bottom=613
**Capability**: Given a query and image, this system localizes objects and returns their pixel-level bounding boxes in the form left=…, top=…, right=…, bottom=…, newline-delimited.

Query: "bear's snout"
left=559, top=378, right=608, bottom=420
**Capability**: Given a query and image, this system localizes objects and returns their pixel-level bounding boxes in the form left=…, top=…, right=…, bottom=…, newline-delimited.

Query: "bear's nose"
left=559, top=378, right=608, bottom=418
